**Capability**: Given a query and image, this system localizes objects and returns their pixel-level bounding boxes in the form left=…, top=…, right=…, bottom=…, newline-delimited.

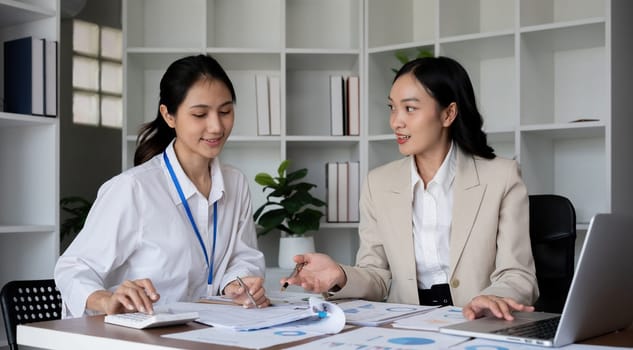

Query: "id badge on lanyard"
left=164, top=151, right=218, bottom=296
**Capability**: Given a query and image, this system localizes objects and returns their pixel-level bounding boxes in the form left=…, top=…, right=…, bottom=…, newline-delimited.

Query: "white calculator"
left=104, top=310, right=199, bottom=329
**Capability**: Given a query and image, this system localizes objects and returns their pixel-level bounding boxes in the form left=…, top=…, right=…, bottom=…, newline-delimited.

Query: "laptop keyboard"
left=492, top=316, right=560, bottom=339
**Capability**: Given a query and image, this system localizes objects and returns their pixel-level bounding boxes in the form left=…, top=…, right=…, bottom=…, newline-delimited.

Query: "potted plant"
left=60, top=196, right=92, bottom=253
left=253, top=160, right=326, bottom=268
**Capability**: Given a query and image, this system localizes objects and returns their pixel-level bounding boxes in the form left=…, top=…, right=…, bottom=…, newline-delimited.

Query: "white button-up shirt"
left=55, top=140, right=265, bottom=317
left=411, top=143, right=456, bottom=289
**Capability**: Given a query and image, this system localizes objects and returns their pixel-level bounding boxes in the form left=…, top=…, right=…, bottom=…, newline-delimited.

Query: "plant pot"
left=278, top=235, right=315, bottom=269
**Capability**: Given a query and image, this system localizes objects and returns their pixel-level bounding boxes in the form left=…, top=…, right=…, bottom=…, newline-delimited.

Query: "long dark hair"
left=134, top=54, right=236, bottom=165
left=394, top=56, right=495, bottom=159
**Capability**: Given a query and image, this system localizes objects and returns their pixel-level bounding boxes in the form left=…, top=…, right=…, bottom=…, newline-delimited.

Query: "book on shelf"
left=3, top=36, right=45, bottom=116
left=330, top=75, right=344, bottom=136
left=326, top=161, right=360, bottom=223
left=337, top=161, right=349, bottom=222
left=268, top=75, right=281, bottom=135
left=255, top=74, right=270, bottom=135
left=44, top=39, right=58, bottom=117
left=330, top=75, right=360, bottom=136
left=347, top=76, right=360, bottom=136
left=326, top=162, right=338, bottom=222
left=347, top=161, right=360, bottom=222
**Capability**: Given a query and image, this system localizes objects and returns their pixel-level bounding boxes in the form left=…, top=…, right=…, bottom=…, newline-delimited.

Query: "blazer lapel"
left=449, top=148, right=486, bottom=278
left=383, top=158, right=417, bottom=277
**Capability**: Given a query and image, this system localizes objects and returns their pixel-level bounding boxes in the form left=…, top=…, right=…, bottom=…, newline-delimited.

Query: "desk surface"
left=17, top=314, right=331, bottom=350
left=17, top=315, right=633, bottom=350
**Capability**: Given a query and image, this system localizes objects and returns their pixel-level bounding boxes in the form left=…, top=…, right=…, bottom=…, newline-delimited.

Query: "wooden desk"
left=16, top=315, right=330, bottom=350
left=17, top=315, right=633, bottom=349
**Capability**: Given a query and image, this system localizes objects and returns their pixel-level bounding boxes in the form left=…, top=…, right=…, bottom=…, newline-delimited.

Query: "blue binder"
left=3, top=36, right=45, bottom=115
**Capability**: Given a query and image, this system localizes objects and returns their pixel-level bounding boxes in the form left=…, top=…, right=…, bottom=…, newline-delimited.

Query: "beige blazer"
left=334, top=147, right=538, bottom=306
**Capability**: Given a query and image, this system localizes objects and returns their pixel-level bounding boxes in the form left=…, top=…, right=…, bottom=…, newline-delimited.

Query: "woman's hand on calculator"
left=87, top=278, right=161, bottom=315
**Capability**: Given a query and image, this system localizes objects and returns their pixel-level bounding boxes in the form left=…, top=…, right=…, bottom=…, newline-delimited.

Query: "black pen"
left=280, top=262, right=305, bottom=291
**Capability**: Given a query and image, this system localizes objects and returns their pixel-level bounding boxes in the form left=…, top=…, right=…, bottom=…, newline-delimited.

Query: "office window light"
left=73, top=92, right=99, bottom=125
left=72, top=20, right=122, bottom=128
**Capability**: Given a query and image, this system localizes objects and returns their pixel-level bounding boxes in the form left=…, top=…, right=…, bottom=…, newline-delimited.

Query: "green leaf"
left=281, top=191, right=313, bottom=214
left=258, top=209, right=286, bottom=230
left=277, top=160, right=289, bottom=177
left=286, top=168, right=308, bottom=184
left=416, top=49, right=434, bottom=59
left=395, top=51, right=410, bottom=64
left=254, top=173, right=276, bottom=187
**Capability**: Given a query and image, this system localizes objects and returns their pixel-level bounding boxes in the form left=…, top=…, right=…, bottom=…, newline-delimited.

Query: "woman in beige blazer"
left=283, top=56, right=538, bottom=320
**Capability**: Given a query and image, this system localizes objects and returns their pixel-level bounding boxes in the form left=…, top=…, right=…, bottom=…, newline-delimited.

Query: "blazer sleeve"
left=330, top=174, right=391, bottom=301
left=477, top=160, right=539, bottom=305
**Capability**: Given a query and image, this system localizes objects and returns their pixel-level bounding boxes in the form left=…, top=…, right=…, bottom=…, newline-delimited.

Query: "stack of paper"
left=163, top=297, right=346, bottom=349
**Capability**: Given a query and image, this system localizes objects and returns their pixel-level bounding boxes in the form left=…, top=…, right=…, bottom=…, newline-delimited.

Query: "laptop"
left=440, top=213, right=633, bottom=347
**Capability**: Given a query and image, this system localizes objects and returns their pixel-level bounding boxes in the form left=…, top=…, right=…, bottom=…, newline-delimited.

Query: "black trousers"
left=418, top=283, right=453, bottom=306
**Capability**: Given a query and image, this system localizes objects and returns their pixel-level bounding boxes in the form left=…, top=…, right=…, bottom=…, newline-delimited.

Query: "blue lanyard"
left=163, top=151, right=217, bottom=286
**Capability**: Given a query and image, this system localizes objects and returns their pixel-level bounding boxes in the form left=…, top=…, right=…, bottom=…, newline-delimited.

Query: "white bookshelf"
left=366, top=0, right=632, bottom=226
left=122, top=0, right=632, bottom=270
left=122, top=0, right=363, bottom=268
left=0, top=0, right=59, bottom=346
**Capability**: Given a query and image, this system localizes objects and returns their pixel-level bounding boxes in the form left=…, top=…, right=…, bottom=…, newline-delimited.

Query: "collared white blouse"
left=410, top=142, right=456, bottom=289
left=55, top=140, right=265, bottom=317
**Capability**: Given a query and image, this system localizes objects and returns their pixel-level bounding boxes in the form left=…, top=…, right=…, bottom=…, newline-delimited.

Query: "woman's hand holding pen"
left=224, top=276, right=270, bottom=309
left=280, top=253, right=347, bottom=293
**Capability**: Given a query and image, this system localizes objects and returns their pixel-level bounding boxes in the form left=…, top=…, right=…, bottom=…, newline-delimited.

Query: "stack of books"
left=3, top=36, right=57, bottom=117
left=326, top=161, right=360, bottom=222
left=329, top=75, right=359, bottom=136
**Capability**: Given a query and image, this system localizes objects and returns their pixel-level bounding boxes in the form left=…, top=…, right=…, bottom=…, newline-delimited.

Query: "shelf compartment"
left=286, top=53, right=360, bottom=136
left=212, top=53, right=281, bottom=138
left=206, top=0, right=281, bottom=49
left=519, top=0, right=606, bottom=28
left=367, top=0, right=435, bottom=49
left=440, top=34, right=516, bottom=133
left=0, top=123, right=56, bottom=226
left=520, top=22, right=606, bottom=126
left=0, top=230, right=57, bottom=287
left=125, top=0, right=205, bottom=49
left=0, top=0, right=55, bottom=28
left=125, top=52, right=281, bottom=140
left=221, top=140, right=282, bottom=211
left=367, top=45, right=435, bottom=136
left=520, top=129, right=606, bottom=224
left=286, top=0, right=360, bottom=50
left=440, top=0, right=515, bottom=38
left=286, top=141, right=360, bottom=214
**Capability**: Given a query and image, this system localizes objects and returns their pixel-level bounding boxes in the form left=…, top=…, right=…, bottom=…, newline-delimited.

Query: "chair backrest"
left=528, top=194, right=577, bottom=313
left=0, top=279, right=62, bottom=350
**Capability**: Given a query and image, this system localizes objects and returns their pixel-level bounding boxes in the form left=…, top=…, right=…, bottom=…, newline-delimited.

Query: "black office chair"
left=528, top=194, right=577, bottom=313
left=1, top=279, right=62, bottom=350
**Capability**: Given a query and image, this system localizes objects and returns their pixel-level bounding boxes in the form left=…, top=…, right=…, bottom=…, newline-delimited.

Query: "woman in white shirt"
left=55, top=54, right=269, bottom=317
left=282, top=56, right=538, bottom=321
